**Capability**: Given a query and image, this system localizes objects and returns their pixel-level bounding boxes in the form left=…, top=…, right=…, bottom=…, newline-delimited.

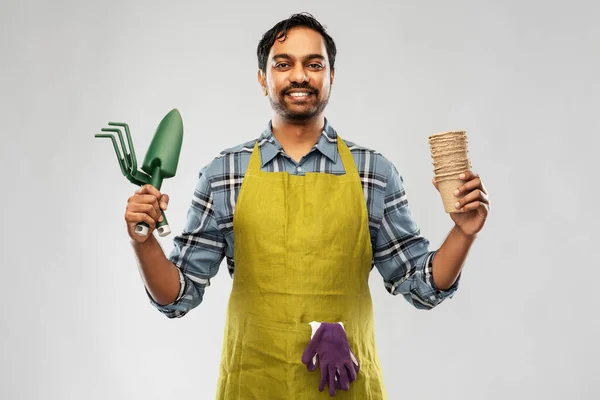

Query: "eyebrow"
left=272, top=53, right=326, bottom=62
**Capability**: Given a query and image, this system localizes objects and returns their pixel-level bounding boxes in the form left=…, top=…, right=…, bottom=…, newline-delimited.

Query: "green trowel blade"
left=141, top=108, right=184, bottom=180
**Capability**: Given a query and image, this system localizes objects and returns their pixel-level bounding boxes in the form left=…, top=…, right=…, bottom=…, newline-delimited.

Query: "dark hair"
left=257, top=12, right=337, bottom=73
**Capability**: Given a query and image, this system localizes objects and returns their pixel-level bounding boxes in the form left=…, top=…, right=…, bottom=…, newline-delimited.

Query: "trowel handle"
left=135, top=210, right=172, bottom=237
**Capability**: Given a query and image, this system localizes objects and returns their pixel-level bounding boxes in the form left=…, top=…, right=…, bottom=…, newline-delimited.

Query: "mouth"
left=285, top=91, right=315, bottom=100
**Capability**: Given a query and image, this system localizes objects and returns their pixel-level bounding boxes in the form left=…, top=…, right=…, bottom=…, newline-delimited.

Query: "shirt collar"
left=257, top=117, right=338, bottom=167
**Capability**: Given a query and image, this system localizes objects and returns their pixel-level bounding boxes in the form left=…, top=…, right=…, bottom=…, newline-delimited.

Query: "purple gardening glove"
left=301, top=322, right=360, bottom=396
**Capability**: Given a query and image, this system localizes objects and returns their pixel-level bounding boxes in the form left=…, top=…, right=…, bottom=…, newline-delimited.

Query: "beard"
left=268, top=82, right=330, bottom=122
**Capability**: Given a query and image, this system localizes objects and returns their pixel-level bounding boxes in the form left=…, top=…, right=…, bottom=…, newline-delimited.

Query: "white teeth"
left=288, top=92, right=311, bottom=97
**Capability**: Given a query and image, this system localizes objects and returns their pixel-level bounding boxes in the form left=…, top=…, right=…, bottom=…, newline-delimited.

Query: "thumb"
left=301, top=325, right=325, bottom=366
left=301, top=336, right=319, bottom=366
left=160, top=193, right=169, bottom=210
left=432, top=177, right=439, bottom=192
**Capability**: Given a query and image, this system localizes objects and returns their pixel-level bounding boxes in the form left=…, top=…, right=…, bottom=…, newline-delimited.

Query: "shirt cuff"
left=426, top=250, right=461, bottom=298
left=146, top=267, right=186, bottom=309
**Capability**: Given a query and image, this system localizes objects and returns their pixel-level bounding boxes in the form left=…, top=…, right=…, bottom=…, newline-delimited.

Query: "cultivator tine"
left=94, top=133, right=128, bottom=177
left=95, top=127, right=147, bottom=186
left=108, top=122, right=138, bottom=173
left=101, top=127, right=133, bottom=174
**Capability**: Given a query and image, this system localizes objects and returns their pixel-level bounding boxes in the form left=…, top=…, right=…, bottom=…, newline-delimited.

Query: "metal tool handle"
left=135, top=209, right=171, bottom=237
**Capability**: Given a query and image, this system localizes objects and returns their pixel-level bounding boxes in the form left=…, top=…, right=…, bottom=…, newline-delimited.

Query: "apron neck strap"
left=336, top=134, right=359, bottom=177
left=247, top=141, right=262, bottom=172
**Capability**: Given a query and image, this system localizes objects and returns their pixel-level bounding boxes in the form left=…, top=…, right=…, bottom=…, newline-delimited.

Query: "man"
left=125, top=12, right=490, bottom=399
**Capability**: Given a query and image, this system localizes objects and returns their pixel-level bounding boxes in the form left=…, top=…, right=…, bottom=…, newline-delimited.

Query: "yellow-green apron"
left=216, top=135, right=387, bottom=399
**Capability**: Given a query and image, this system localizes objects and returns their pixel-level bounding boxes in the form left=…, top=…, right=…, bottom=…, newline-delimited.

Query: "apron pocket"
left=237, top=314, right=379, bottom=399
left=239, top=313, right=298, bottom=398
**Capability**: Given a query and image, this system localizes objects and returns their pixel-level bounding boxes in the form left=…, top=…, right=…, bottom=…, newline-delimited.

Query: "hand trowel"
left=95, top=108, right=184, bottom=237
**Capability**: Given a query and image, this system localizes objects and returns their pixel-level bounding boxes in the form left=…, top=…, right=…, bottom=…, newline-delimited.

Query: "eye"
left=275, top=63, right=290, bottom=69
left=308, top=63, right=323, bottom=69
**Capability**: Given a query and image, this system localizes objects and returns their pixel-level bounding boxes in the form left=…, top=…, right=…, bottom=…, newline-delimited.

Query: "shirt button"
left=297, top=166, right=303, bottom=172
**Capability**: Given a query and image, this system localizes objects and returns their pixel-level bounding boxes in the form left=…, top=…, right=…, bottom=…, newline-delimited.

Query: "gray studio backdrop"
left=1, top=0, right=598, bottom=399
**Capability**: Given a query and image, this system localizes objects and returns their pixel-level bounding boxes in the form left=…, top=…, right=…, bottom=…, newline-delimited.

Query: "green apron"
left=215, top=135, right=387, bottom=399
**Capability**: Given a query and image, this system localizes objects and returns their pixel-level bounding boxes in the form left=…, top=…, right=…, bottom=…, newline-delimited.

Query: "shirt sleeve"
left=147, top=165, right=226, bottom=318
left=372, top=162, right=460, bottom=310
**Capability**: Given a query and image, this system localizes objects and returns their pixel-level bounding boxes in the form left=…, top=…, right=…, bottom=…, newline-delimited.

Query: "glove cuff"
left=308, top=321, right=345, bottom=339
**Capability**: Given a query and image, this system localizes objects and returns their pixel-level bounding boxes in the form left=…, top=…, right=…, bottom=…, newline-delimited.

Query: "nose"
left=289, top=64, right=309, bottom=84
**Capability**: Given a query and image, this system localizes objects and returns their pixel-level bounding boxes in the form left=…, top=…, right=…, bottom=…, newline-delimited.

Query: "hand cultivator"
left=95, top=109, right=184, bottom=237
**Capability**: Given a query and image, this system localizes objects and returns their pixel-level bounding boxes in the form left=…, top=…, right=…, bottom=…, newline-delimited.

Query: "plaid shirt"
left=148, top=118, right=460, bottom=318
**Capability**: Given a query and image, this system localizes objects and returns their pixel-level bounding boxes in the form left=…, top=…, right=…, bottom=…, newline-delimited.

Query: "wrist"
left=454, top=224, right=478, bottom=241
left=132, top=231, right=155, bottom=244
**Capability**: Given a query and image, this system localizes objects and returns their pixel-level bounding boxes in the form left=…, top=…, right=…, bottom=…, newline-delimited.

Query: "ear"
left=330, top=67, right=335, bottom=86
left=257, top=69, right=267, bottom=96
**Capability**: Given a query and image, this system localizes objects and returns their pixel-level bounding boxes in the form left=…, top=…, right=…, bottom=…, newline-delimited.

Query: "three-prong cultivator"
left=95, top=109, right=184, bottom=237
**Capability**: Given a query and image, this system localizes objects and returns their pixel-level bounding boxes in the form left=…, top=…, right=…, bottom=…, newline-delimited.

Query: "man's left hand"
left=433, top=170, right=490, bottom=237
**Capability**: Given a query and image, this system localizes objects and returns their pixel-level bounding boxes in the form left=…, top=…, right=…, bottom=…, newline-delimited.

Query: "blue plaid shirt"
left=148, top=118, right=460, bottom=318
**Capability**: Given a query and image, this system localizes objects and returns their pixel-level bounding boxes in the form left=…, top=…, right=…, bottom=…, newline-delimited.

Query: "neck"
left=271, top=114, right=325, bottom=162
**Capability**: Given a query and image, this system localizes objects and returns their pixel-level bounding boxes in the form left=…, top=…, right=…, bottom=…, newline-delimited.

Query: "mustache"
left=280, top=82, right=319, bottom=95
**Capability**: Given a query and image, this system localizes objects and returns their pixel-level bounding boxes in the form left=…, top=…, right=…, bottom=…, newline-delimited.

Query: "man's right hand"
left=125, top=184, right=170, bottom=242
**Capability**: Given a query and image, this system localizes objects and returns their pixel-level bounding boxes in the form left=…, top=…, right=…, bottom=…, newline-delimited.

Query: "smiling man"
left=125, top=12, right=490, bottom=400
left=262, top=28, right=331, bottom=121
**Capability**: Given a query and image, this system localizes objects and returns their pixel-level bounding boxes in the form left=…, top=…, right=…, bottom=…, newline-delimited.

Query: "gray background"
left=1, top=0, right=598, bottom=399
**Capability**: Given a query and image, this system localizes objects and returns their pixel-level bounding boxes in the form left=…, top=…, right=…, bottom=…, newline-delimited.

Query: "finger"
left=346, top=362, right=357, bottom=382
left=480, top=180, right=488, bottom=195
left=305, top=354, right=318, bottom=372
left=301, top=348, right=317, bottom=368
left=459, top=200, right=489, bottom=214
left=458, top=170, right=478, bottom=182
left=455, top=175, right=482, bottom=195
left=137, top=194, right=162, bottom=219
left=432, top=177, right=439, bottom=191
left=455, top=189, right=489, bottom=211
left=130, top=193, right=162, bottom=207
left=301, top=342, right=320, bottom=367
left=338, top=366, right=350, bottom=391
left=136, top=184, right=162, bottom=199
left=128, top=201, right=161, bottom=217
left=319, top=366, right=327, bottom=392
left=302, top=325, right=325, bottom=366
left=160, top=193, right=169, bottom=210
left=125, top=210, right=156, bottom=229
left=128, top=201, right=162, bottom=222
left=328, top=365, right=336, bottom=396
left=458, top=175, right=488, bottom=196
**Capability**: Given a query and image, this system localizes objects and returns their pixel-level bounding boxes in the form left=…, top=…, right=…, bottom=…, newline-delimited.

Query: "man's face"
left=259, top=27, right=335, bottom=122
